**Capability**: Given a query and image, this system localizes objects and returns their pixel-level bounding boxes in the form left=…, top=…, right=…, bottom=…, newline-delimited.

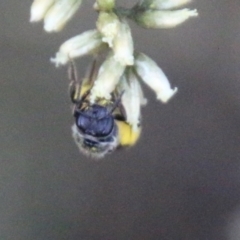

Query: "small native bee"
left=68, top=59, right=141, bottom=159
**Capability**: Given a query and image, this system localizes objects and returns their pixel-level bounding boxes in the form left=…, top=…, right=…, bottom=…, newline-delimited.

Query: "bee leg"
left=85, top=57, right=98, bottom=85
left=68, top=59, right=82, bottom=104
left=110, top=91, right=124, bottom=113
left=118, top=102, right=127, bottom=121
left=111, top=91, right=127, bottom=121
left=68, top=58, right=98, bottom=115
left=71, top=58, right=98, bottom=103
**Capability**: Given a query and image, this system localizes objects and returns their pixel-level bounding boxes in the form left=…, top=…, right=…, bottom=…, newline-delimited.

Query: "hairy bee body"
left=69, top=60, right=141, bottom=159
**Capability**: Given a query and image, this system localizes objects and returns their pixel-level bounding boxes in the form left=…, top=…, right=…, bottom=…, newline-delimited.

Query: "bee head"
left=72, top=104, right=119, bottom=158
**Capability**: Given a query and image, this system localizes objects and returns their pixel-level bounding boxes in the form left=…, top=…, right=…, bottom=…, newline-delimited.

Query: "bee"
left=68, top=59, right=141, bottom=159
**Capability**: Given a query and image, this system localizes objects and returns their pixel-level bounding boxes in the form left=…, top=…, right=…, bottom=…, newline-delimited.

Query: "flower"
left=134, top=52, right=177, bottom=103
left=30, top=0, right=82, bottom=32
left=30, top=0, right=55, bottom=22
left=117, top=69, right=145, bottom=131
left=94, top=0, right=115, bottom=11
left=134, top=8, right=198, bottom=29
left=142, top=0, right=192, bottom=10
left=96, top=11, right=121, bottom=47
left=90, top=53, right=125, bottom=102
left=97, top=13, right=134, bottom=66
left=112, top=20, right=134, bottom=66
left=50, top=29, right=105, bottom=67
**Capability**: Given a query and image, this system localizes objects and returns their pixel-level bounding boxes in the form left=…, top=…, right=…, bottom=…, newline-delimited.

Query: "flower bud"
left=113, top=20, right=134, bottom=66
left=44, top=0, right=82, bottom=32
left=51, top=30, right=104, bottom=67
left=30, top=0, right=55, bottom=22
left=134, top=53, right=177, bottom=103
left=135, top=8, right=198, bottom=29
left=94, top=0, right=115, bottom=11
left=96, top=11, right=120, bottom=47
left=143, top=0, right=192, bottom=10
left=90, top=53, right=125, bottom=102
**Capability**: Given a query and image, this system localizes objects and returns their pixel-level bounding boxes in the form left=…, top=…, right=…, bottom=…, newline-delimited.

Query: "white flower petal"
left=50, top=30, right=103, bottom=67
left=113, top=20, right=134, bottom=66
left=30, top=0, right=55, bottom=22
left=96, top=12, right=120, bottom=47
left=44, top=0, right=82, bottom=32
left=135, top=8, right=198, bottom=29
left=90, top=53, right=125, bottom=102
left=117, top=70, right=142, bottom=131
left=135, top=53, right=177, bottom=103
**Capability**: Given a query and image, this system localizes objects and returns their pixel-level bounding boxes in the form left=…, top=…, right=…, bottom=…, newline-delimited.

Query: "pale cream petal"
left=117, top=70, right=142, bottom=131
left=44, top=0, right=82, bottom=32
left=30, top=0, right=55, bottom=22
left=50, top=30, right=104, bottom=67
left=96, top=11, right=120, bottom=47
left=113, top=20, right=134, bottom=66
left=135, top=8, right=198, bottom=29
left=135, top=53, right=177, bottom=103
left=144, top=0, right=192, bottom=10
left=90, top=53, right=125, bottom=102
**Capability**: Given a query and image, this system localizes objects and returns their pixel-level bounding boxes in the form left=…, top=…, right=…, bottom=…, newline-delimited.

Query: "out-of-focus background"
left=1, top=1, right=240, bottom=239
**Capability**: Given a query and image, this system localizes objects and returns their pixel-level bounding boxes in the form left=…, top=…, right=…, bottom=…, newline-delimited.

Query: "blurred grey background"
left=1, top=1, right=240, bottom=239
